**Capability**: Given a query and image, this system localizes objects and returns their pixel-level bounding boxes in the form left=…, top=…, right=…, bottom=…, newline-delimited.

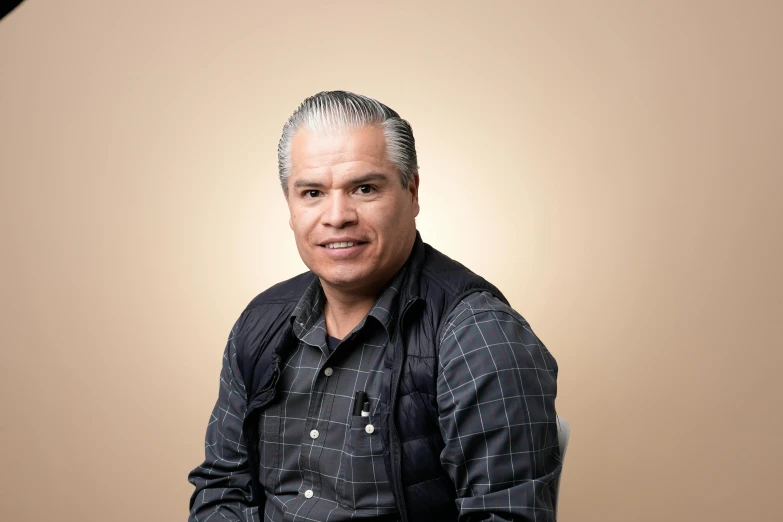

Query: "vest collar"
left=400, top=229, right=426, bottom=303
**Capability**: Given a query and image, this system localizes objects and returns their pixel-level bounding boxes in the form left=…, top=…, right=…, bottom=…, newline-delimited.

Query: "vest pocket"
left=257, top=404, right=281, bottom=494
left=336, top=414, right=396, bottom=511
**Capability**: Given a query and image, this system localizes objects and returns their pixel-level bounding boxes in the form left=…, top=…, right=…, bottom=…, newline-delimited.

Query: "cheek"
left=366, top=199, right=404, bottom=224
left=289, top=208, right=316, bottom=235
left=382, top=201, right=412, bottom=228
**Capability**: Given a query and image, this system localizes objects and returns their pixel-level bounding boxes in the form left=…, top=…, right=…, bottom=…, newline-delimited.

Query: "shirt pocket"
left=336, top=413, right=396, bottom=511
left=257, top=404, right=281, bottom=494
left=244, top=505, right=260, bottom=522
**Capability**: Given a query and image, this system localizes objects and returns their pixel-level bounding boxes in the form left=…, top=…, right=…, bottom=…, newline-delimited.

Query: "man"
left=188, top=91, right=561, bottom=522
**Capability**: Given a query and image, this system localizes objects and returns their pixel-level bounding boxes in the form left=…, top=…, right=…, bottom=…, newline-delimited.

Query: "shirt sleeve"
left=437, top=291, right=561, bottom=522
left=188, top=312, right=260, bottom=522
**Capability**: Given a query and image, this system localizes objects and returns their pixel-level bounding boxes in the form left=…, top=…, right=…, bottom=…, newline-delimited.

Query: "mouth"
left=318, top=240, right=369, bottom=258
left=320, top=240, right=368, bottom=250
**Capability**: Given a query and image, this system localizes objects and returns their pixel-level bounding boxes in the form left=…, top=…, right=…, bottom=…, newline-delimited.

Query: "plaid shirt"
left=257, top=265, right=407, bottom=522
left=189, top=269, right=559, bottom=522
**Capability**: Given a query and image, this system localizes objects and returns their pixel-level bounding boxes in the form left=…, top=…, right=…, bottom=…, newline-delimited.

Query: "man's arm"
left=437, top=291, right=561, bottom=522
left=188, top=313, right=259, bottom=522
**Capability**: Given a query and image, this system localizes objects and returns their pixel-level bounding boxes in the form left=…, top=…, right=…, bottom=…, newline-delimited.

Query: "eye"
left=356, top=185, right=375, bottom=195
left=303, top=189, right=322, bottom=198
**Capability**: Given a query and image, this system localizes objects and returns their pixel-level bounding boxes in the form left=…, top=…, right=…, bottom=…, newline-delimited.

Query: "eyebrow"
left=292, top=172, right=391, bottom=190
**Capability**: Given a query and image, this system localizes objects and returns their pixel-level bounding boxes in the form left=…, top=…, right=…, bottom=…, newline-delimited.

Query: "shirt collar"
left=290, top=277, right=326, bottom=343
left=366, top=264, right=407, bottom=334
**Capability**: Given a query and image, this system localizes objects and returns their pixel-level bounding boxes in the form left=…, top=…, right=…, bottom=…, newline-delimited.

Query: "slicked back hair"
left=278, top=90, right=419, bottom=196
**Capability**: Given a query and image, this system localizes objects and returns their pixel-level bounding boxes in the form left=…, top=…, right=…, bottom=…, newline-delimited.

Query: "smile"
left=324, top=241, right=359, bottom=249
left=319, top=241, right=368, bottom=257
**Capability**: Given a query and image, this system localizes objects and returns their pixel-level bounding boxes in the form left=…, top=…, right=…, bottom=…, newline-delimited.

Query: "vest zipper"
left=390, top=297, right=415, bottom=522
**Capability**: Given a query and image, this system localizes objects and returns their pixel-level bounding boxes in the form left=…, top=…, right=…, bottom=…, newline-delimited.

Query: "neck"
left=321, top=282, right=383, bottom=339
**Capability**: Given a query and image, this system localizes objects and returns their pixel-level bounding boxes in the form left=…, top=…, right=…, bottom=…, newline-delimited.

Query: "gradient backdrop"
left=1, top=1, right=781, bottom=521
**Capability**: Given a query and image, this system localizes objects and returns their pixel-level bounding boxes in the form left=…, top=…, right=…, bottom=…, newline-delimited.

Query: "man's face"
left=287, top=125, right=420, bottom=294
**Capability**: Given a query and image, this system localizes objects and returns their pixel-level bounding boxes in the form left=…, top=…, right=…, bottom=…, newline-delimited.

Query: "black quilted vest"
left=236, top=232, right=508, bottom=522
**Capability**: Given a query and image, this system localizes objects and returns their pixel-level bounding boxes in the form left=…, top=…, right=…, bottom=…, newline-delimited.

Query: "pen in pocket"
left=353, top=391, right=369, bottom=416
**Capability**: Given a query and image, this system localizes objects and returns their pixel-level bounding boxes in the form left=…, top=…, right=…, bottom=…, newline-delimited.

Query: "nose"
left=320, top=192, right=358, bottom=228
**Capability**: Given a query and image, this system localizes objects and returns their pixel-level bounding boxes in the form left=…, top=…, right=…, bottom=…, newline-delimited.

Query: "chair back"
left=554, top=416, right=570, bottom=520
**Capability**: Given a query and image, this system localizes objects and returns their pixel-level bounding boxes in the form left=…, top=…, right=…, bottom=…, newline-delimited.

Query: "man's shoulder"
left=242, top=270, right=316, bottom=314
left=420, top=242, right=474, bottom=281
left=437, top=290, right=537, bottom=349
left=419, top=242, right=506, bottom=300
left=422, top=243, right=496, bottom=293
left=444, top=290, right=528, bottom=330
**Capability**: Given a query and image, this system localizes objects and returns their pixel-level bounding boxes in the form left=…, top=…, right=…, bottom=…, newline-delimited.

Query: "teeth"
left=326, top=242, right=356, bottom=249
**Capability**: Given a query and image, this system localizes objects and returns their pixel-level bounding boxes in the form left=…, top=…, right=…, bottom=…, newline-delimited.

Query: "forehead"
left=290, top=126, right=391, bottom=173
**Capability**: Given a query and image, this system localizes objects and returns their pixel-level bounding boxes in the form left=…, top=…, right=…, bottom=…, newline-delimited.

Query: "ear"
left=409, top=173, right=420, bottom=218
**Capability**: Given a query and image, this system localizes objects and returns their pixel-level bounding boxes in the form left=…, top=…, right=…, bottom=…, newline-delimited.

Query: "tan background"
left=1, top=1, right=781, bottom=520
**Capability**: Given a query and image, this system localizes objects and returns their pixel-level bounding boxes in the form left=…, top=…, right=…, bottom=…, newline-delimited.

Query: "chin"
left=317, top=266, right=372, bottom=288
left=319, top=271, right=364, bottom=287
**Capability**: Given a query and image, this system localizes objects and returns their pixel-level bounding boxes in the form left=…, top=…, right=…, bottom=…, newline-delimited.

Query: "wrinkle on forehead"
left=290, top=126, right=392, bottom=174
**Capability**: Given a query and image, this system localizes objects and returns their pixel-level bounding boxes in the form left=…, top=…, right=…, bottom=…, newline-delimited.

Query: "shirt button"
left=304, top=489, right=313, bottom=498
left=310, top=429, right=319, bottom=439
left=365, top=424, right=375, bottom=434
left=323, top=367, right=333, bottom=377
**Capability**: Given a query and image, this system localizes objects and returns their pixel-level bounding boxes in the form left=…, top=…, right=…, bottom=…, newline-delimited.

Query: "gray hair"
left=278, top=90, right=419, bottom=195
